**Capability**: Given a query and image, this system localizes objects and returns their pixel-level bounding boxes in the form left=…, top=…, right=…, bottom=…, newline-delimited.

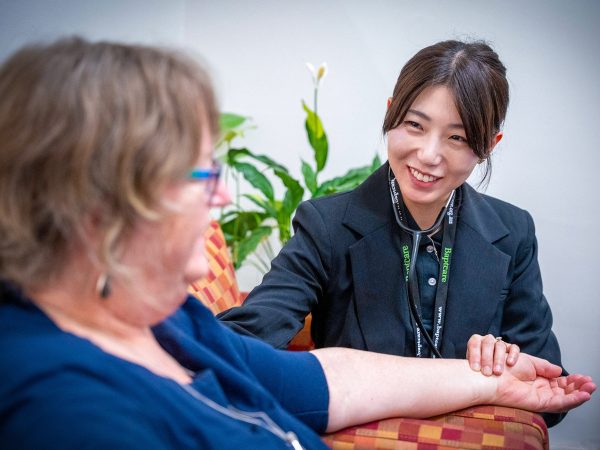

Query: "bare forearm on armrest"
left=312, top=348, right=595, bottom=433
left=312, top=348, right=492, bottom=432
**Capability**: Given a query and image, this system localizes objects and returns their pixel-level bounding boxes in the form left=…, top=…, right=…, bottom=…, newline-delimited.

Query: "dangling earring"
left=96, top=273, right=111, bottom=299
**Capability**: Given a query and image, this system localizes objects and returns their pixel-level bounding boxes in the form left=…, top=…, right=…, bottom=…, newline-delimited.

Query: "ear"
left=489, top=131, right=503, bottom=154
left=387, top=97, right=393, bottom=109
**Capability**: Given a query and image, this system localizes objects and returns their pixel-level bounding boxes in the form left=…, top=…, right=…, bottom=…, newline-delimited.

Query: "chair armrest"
left=321, top=405, right=548, bottom=449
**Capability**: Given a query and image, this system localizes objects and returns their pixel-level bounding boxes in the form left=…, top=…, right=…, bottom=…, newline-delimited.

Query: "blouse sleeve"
left=166, top=300, right=330, bottom=433
left=227, top=327, right=330, bottom=432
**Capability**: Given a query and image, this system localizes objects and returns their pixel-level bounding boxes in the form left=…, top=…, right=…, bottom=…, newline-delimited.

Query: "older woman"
left=0, top=38, right=594, bottom=449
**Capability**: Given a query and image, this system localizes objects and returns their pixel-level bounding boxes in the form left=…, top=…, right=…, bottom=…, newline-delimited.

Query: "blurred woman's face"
left=113, top=125, right=230, bottom=325
left=387, top=85, right=479, bottom=216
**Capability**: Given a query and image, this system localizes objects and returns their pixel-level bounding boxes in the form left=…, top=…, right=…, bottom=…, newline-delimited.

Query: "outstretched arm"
left=311, top=348, right=595, bottom=433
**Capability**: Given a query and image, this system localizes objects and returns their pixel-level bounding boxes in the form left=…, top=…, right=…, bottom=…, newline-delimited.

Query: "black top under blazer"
left=218, top=162, right=564, bottom=425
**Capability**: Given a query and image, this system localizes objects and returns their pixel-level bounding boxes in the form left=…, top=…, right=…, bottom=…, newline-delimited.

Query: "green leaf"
left=371, top=153, right=382, bottom=171
left=276, top=209, right=292, bottom=244
left=302, top=101, right=328, bottom=172
left=220, top=211, right=266, bottom=240
left=273, top=169, right=304, bottom=216
left=220, top=113, right=247, bottom=132
left=235, top=226, right=273, bottom=269
left=243, top=194, right=278, bottom=218
left=231, top=162, right=274, bottom=200
left=217, top=114, right=252, bottom=150
left=301, top=159, right=317, bottom=195
left=228, top=148, right=289, bottom=173
left=313, top=165, right=374, bottom=198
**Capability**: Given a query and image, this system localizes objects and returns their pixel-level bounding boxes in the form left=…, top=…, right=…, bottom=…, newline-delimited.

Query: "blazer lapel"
left=343, top=163, right=412, bottom=355
left=440, top=185, right=512, bottom=357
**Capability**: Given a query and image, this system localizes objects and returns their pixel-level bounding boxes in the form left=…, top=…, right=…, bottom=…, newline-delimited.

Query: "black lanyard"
left=388, top=169, right=461, bottom=358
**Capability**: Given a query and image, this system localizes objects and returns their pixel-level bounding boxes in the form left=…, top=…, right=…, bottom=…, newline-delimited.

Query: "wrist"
left=469, top=361, right=499, bottom=405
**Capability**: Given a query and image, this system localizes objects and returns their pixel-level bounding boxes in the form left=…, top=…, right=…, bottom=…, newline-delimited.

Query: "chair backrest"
left=189, top=220, right=314, bottom=350
left=188, top=220, right=243, bottom=315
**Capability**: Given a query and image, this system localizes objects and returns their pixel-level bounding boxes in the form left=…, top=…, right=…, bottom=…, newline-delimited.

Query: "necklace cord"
left=179, top=383, right=303, bottom=449
left=388, top=167, right=454, bottom=359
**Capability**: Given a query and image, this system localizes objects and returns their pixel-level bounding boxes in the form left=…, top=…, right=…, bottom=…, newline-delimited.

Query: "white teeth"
left=410, top=167, right=437, bottom=182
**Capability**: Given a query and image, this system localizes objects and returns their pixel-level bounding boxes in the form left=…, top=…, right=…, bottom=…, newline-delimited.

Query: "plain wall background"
left=1, top=1, right=598, bottom=448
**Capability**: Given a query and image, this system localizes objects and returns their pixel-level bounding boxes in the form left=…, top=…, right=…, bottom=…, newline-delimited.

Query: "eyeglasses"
left=188, top=161, right=222, bottom=202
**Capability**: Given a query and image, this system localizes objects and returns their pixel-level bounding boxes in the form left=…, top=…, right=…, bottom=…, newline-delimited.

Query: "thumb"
left=528, top=354, right=562, bottom=379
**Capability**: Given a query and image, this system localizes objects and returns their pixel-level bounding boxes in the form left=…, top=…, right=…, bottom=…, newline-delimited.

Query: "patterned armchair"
left=188, top=220, right=549, bottom=450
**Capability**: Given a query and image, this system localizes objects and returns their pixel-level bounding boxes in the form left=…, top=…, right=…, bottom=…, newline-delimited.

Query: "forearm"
left=311, top=347, right=495, bottom=432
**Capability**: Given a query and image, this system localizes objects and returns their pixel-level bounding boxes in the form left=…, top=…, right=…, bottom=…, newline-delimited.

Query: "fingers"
left=535, top=374, right=596, bottom=412
left=467, top=334, right=515, bottom=376
left=466, top=334, right=482, bottom=372
left=481, top=334, right=498, bottom=376
left=492, top=338, right=509, bottom=375
left=561, top=375, right=597, bottom=395
left=543, top=387, right=594, bottom=412
left=506, top=343, right=519, bottom=366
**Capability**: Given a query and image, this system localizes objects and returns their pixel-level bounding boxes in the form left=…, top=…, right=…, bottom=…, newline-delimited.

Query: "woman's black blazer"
left=219, top=162, right=564, bottom=424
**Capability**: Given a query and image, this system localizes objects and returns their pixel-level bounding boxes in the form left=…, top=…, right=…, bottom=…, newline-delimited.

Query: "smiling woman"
left=218, top=39, right=567, bottom=428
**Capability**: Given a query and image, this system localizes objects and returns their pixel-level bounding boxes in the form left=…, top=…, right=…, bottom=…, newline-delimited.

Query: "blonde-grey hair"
left=0, top=37, right=219, bottom=292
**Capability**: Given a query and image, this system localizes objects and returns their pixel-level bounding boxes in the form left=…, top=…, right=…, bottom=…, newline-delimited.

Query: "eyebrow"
left=406, top=109, right=464, bottom=130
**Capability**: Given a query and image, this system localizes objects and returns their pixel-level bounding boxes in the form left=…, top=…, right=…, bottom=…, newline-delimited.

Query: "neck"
left=27, top=250, right=192, bottom=384
left=404, top=194, right=451, bottom=230
left=31, top=275, right=192, bottom=384
left=28, top=256, right=147, bottom=341
left=34, top=291, right=148, bottom=340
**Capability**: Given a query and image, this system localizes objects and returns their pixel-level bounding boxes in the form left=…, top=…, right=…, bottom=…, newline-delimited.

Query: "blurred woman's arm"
left=312, top=348, right=594, bottom=433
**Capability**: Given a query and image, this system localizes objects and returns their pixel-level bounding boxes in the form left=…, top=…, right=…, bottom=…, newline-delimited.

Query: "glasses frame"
left=188, top=161, right=222, bottom=202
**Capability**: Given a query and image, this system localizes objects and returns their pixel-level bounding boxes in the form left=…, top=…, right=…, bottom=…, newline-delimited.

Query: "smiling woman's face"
left=387, top=85, right=479, bottom=217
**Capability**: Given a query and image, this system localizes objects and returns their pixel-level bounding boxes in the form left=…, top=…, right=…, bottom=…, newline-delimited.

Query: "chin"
left=152, top=288, right=189, bottom=324
left=184, top=257, right=209, bottom=283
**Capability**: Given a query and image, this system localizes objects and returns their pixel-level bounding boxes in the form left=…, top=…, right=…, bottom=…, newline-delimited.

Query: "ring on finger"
left=495, top=336, right=510, bottom=350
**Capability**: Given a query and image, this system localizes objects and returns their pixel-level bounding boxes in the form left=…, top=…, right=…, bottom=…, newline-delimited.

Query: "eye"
left=449, top=135, right=468, bottom=144
left=403, top=120, right=422, bottom=130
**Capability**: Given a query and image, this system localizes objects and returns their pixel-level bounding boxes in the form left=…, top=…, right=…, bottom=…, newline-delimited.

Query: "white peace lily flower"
left=316, top=62, right=328, bottom=82
left=305, top=62, right=328, bottom=86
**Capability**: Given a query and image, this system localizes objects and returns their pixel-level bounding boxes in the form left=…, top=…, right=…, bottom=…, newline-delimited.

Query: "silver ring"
left=495, top=336, right=503, bottom=342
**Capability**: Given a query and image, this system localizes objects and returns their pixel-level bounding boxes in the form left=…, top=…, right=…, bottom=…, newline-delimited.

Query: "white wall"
left=0, top=0, right=186, bottom=59
left=2, top=1, right=599, bottom=447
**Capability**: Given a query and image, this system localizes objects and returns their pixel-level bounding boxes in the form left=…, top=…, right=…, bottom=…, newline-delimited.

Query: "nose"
left=418, top=135, right=443, bottom=166
left=209, top=177, right=231, bottom=207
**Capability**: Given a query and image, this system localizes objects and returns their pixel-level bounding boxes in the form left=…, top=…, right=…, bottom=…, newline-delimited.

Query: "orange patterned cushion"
left=188, top=220, right=243, bottom=315
left=322, top=405, right=548, bottom=450
left=287, top=313, right=315, bottom=351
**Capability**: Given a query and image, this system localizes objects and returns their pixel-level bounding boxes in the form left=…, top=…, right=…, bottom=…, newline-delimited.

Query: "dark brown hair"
left=0, top=37, right=218, bottom=290
left=383, top=40, right=509, bottom=183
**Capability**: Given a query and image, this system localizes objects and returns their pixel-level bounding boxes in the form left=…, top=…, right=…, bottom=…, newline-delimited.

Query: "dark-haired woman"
left=219, top=40, right=566, bottom=426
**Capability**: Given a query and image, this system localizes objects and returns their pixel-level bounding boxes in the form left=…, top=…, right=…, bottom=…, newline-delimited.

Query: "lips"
left=409, top=166, right=440, bottom=183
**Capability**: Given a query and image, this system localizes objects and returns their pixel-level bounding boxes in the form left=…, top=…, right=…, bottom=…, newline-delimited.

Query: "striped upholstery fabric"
left=188, top=220, right=243, bottom=315
left=189, top=221, right=548, bottom=450
left=322, top=405, right=548, bottom=450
